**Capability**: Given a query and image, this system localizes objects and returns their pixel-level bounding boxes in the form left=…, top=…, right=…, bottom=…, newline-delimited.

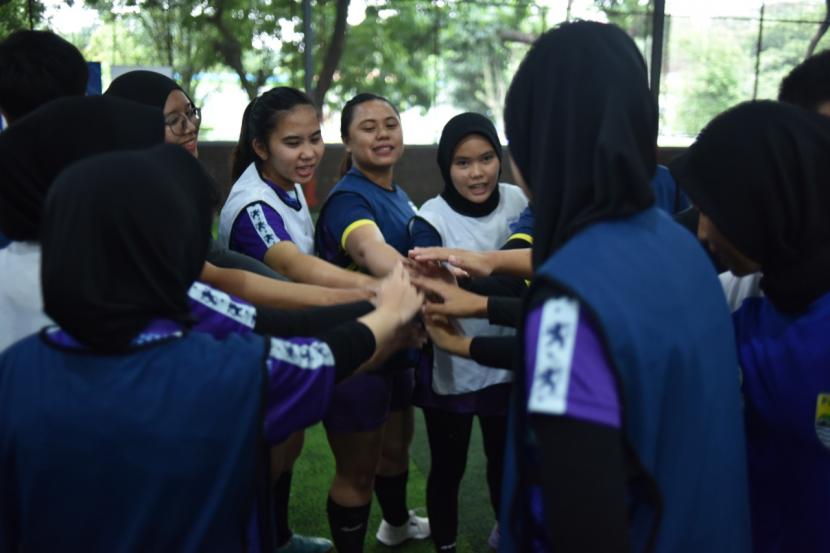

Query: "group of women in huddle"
left=1, top=17, right=829, bottom=553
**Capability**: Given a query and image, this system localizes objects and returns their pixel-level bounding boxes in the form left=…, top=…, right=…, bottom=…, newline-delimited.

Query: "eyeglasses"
left=164, top=105, right=201, bottom=136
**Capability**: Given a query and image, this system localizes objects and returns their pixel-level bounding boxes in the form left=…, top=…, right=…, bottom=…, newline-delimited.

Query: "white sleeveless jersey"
left=416, top=182, right=528, bottom=395
left=219, top=162, right=315, bottom=255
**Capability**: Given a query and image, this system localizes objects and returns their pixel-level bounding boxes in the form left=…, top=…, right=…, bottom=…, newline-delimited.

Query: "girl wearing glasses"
left=106, top=70, right=200, bottom=157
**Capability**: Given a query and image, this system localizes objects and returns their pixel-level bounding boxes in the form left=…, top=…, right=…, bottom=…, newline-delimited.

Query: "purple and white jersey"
left=187, top=281, right=256, bottom=339
left=524, top=296, right=620, bottom=428
left=185, top=281, right=336, bottom=443
left=262, top=335, right=337, bottom=444
left=219, top=162, right=315, bottom=261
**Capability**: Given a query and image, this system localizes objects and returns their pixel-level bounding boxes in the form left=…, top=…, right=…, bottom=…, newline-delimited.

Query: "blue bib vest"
left=0, top=329, right=269, bottom=552
left=733, top=292, right=830, bottom=553
left=314, top=167, right=415, bottom=269
left=501, top=207, right=750, bottom=553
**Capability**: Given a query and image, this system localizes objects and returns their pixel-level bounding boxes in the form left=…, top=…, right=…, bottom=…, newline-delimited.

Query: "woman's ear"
left=252, top=139, right=269, bottom=162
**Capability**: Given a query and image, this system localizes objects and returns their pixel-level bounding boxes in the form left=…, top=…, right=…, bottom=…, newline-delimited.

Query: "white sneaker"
left=375, top=509, right=431, bottom=546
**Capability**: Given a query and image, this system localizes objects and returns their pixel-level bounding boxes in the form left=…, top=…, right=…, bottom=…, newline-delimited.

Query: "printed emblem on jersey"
left=269, top=337, right=334, bottom=370
left=188, top=282, right=256, bottom=328
left=528, top=297, right=579, bottom=415
left=815, top=393, right=830, bottom=450
left=247, top=204, right=279, bottom=247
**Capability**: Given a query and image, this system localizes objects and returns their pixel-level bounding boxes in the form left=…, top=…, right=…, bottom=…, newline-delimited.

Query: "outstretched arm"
left=409, top=247, right=532, bottom=279
left=200, top=262, right=372, bottom=309
left=264, top=240, right=375, bottom=289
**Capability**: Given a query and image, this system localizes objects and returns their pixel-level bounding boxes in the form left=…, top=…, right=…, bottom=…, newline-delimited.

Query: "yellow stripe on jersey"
left=341, top=219, right=377, bottom=250
left=508, top=232, right=533, bottom=245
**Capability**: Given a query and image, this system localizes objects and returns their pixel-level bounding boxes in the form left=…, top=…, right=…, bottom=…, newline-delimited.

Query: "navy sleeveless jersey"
left=503, top=207, right=750, bottom=553
left=315, top=167, right=415, bottom=268
left=0, top=328, right=267, bottom=552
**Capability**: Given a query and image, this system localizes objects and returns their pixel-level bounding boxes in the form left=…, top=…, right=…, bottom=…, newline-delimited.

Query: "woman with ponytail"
left=314, top=93, right=429, bottom=553
left=220, top=87, right=381, bottom=553
left=221, top=87, right=375, bottom=291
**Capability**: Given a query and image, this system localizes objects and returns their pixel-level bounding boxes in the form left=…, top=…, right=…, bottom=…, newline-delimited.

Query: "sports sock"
left=326, top=495, right=371, bottom=553
left=272, top=470, right=293, bottom=547
left=373, top=470, right=410, bottom=526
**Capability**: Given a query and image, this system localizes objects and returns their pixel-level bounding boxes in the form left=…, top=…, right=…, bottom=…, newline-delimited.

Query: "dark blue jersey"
left=315, top=167, right=416, bottom=269
left=734, top=291, right=830, bottom=553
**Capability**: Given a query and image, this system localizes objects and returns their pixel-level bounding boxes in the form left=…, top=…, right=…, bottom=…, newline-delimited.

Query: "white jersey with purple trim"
left=417, top=182, right=528, bottom=395
left=219, top=162, right=315, bottom=255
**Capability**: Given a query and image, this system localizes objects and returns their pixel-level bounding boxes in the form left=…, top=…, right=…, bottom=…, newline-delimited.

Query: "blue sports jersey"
left=733, top=291, right=830, bottom=553
left=507, top=205, right=534, bottom=245
left=315, top=167, right=416, bottom=269
left=651, top=164, right=689, bottom=214
left=503, top=167, right=689, bottom=250
left=0, top=319, right=340, bottom=551
left=501, top=207, right=750, bottom=553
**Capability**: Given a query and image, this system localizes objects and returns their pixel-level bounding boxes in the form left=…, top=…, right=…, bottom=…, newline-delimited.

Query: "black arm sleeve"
left=460, top=273, right=527, bottom=298
left=206, top=238, right=288, bottom=281
left=531, top=416, right=630, bottom=553
left=316, top=321, right=376, bottom=383
left=487, top=296, right=522, bottom=327
left=469, top=336, right=516, bottom=370
left=253, top=301, right=374, bottom=337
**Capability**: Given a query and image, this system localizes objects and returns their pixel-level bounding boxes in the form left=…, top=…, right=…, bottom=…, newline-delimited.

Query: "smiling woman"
left=105, top=70, right=201, bottom=157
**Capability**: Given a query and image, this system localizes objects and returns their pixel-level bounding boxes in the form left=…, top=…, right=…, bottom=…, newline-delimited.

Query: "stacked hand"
left=410, top=275, right=488, bottom=319
left=408, top=247, right=494, bottom=278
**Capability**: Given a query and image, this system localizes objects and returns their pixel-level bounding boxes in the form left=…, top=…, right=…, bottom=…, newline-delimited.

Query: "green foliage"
left=332, top=2, right=437, bottom=112
left=755, top=2, right=830, bottom=100
left=0, top=0, right=45, bottom=36
left=440, top=1, right=538, bottom=125
left=675, top=27, right=751, bottom=136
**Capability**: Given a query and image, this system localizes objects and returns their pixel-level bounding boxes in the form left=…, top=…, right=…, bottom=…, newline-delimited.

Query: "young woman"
left=671, top=100, right=830, bottom=553
left=500, top=22, right=750, bottom=552
left=0, top=144, right=424, bottom=552
left=105, top=70, right=294, bottom=282
left=409, top=112, right=527, bottom=552
left=220, top=86, right=379, bottom=552
left=0, top=95, right=165, bottom=352
left=221, top=86, right=374, bottom=290
left=314, top=93, right=429, bottom=552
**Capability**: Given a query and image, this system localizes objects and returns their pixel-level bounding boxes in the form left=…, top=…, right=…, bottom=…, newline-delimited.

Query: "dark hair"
left=338, top=92, right=400, bottom=177
left=779, top=50, right=830, bottom=110
left=0, top=30, right=88, bottom=123
left=230, top=86, right=318, bottom=182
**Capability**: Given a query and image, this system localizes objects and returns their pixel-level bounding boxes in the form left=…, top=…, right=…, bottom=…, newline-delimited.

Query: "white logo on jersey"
left=268, top=338, right=334, bottom=370
left=188, top=282, right=256, bottom=328
left=247, top=204, right=279, bottom=247
left=528, top=297, right=579, bottom=415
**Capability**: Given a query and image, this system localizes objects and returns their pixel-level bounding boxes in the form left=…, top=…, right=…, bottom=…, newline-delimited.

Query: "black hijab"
left=671, top=100, right=830, bottom=313
left=0, top=95, right=164, bottom=241
left=437, top=112, right=503, bottom=217
left=105, top=69, right=189, bottom=109
left=41, top=144, right=215, bottom=351
left=504, top=21, right=656, bottom=269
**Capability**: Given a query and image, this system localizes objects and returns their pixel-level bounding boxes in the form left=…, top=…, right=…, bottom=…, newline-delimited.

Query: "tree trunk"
left=207, top=0, right=259, bottom=100
left=313, top=0, right=350, bottom=108
left=807, top=0, right=830, bottom=58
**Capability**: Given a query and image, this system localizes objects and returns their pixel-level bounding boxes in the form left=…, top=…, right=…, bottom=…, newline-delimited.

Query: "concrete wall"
left=199, top=142, right=687, bottom=209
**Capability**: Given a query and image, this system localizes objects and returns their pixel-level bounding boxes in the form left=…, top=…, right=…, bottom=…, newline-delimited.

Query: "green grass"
left=290, top=410, right=496, bottom=553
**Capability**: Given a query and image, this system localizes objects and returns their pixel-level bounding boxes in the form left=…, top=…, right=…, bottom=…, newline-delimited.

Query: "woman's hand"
left=373, top=262, right=425, bottom=325
left=408, top=247, right=493, bottom=278
left=424, top=315, right=472, bottom=358
left=411, top=275, right=488, bottom=319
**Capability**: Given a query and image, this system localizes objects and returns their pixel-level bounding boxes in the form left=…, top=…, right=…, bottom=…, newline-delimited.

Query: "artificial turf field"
left=290, top=409, right=496, bottom=553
